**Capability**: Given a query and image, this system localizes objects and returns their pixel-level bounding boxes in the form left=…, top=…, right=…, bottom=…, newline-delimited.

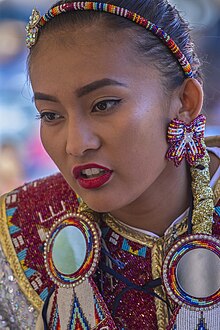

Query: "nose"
left=65, top=116, right=101, bottom=157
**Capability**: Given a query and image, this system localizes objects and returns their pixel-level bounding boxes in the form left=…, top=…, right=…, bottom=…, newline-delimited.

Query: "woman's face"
left=30, top=24, right=175, bottom=212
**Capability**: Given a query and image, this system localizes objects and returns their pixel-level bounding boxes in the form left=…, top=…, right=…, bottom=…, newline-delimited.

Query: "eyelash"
left=35, top=99, right=122, bottom=122
left=92, top=99, right=122, bottom=113
left=35, top=112, right=62, bottom=122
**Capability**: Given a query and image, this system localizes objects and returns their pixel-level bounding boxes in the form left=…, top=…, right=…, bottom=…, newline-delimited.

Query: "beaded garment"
left=0, top=152, right=219, bottom=329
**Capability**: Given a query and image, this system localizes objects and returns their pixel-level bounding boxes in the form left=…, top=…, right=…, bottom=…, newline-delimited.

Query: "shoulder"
left=205, top=135, right=220, bottom=149
left=206, top=138, right=220, bottom=235
left=1, top=172, right=78, bottom=222
left=0, top=173, right=79, bottom=311
left=206, top=136, right=220, bottom=179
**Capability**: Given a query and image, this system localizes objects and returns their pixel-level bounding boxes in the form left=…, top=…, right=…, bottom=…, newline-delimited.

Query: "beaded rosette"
left=44, top=213, right=100, bottom=287
left=163, top=234, right=220, bottom=310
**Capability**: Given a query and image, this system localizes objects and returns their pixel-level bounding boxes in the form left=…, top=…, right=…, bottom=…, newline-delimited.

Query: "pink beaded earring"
left=165, top=114, right=206, bottom=167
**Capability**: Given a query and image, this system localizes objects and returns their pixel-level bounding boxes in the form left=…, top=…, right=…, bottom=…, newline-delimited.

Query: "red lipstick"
left=72, top=163, right=113, bottom=189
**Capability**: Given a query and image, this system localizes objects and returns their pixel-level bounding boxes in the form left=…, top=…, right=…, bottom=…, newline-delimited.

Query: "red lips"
left=72, top=163, right=113, bottom=189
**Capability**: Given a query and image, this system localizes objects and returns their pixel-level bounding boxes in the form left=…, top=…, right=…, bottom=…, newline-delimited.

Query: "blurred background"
left=0, top=0, right=220, bottom=194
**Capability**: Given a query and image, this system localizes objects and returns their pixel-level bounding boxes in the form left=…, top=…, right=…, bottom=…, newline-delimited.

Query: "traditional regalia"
left=0, top=140, right=219, bottom=329
left=1, top=2, right=220, bottom=329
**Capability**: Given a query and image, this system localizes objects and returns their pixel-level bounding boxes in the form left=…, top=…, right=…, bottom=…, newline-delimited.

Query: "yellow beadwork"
left=151, top=239, right=169, bottom=330
left=190, top=147, right=214, bottom=234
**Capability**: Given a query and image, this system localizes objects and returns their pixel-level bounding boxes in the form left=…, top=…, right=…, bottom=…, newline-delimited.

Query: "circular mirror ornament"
left=44, top=213, right=101, bottom=288
left=162, top=234, right=220, bottom=310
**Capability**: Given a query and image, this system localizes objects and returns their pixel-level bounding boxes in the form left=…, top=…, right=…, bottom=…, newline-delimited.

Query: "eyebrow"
left=75, top=78, right=128, bottom=97
left=33, top=78, right=128, bottom=102
left=33, top=93, right=58, bottom=103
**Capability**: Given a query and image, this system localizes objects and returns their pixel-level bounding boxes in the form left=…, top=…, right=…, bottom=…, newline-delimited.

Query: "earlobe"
left=178, top=78, right=203, bottom=124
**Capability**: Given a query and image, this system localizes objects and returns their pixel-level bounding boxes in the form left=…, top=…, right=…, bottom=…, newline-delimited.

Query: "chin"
left=80, top=190, right=126, bottom=213
left=82, top=198, right=115, bottom=213
left=64, top=176, right=124, bottom=213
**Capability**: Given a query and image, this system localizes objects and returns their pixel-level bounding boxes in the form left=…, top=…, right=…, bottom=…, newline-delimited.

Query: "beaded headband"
left=26, top=1, right=193, bottom=78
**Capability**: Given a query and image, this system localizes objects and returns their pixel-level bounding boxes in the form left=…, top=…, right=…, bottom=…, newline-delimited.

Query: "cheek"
left=116, top=109, right=168, bottom=179
left=40, top=126, right=61, bottom=164
left=40, top=126, right=50, bottom=154
left=119, top=107, right=167, bottom=154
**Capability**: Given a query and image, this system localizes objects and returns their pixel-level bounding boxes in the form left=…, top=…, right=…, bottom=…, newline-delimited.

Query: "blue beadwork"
left=215, top=206, right=220, bottom=216
left=69, top=295, right=90, bottom=329
left=122, top=238, right=147, bottom=257
left=197, top=314, right=208, bottom=330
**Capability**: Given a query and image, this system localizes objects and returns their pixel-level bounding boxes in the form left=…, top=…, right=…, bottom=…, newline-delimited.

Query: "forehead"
left=31, top=24, right=137, bottom=65
left=30, top=24, right=160, bottom=94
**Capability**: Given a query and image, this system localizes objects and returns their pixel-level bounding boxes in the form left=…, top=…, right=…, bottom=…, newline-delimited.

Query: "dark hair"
left=28, top=0, right=203, bottom=90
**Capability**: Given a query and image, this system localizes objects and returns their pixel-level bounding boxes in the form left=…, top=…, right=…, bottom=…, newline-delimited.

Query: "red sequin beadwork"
left=5, top=173, right=78, bottom=301
left=95, top=223, right=159, bottom=329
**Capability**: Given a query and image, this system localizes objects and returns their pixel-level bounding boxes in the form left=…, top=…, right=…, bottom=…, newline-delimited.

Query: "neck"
left=110, top=161, right=191, bottom=236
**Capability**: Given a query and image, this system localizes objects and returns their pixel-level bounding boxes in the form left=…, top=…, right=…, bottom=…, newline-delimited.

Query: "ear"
left=178, top=78, right=203, bottom=124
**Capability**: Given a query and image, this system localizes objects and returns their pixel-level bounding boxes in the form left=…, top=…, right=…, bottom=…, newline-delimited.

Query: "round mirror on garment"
left=176, top=248, right=220, bottom=298
left=52, top=226, right=87, bottom=275
left=162, top=234, right=220, bottom=309
left=44, top=213, right=101, bottom=287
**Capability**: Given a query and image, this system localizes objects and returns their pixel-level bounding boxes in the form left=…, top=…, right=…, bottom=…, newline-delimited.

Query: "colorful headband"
left=26, top=1, right=193, bottom=78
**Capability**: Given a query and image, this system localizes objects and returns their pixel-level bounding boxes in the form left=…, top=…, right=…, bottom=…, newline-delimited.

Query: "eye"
left=92, top=99, right=122, bottom=113
left=36, top=112, right=63, bottom=123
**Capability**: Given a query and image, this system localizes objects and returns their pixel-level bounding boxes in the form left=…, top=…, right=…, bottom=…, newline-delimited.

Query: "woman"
left=0, top=0, right=219, bottom=329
